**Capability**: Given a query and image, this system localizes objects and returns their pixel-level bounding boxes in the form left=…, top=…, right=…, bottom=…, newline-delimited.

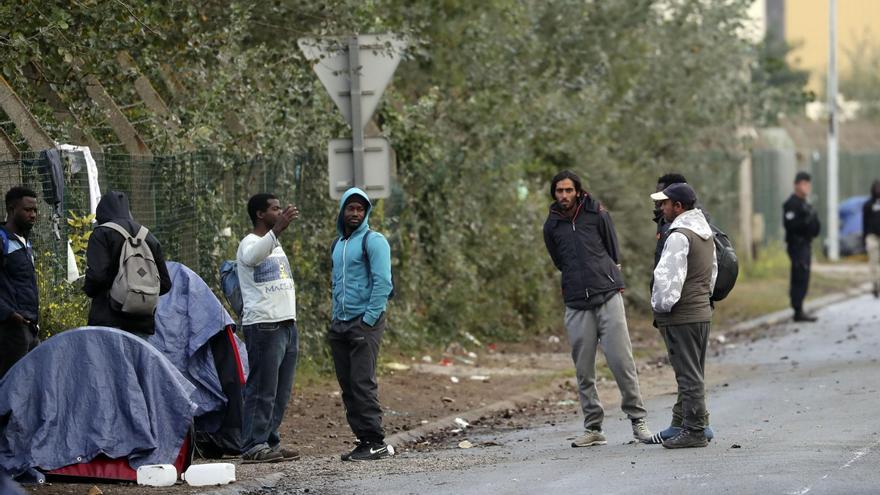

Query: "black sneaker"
left=271, top=445, right=301, bottom=461
left=344, top=441, right=394, bottom=461
left=793, top=311, right=818, bottom=322
left=242, top=447, right=284, bottom=463
left=662, top=429, right=709, bottom=449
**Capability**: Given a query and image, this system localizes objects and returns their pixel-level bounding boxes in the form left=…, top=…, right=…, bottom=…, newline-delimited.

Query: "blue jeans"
left=241, top=320, right=298, bottom=455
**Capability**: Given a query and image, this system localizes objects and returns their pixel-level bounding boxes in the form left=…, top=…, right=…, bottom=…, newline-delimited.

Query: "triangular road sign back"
left=298, top=34, right=405, bottom=130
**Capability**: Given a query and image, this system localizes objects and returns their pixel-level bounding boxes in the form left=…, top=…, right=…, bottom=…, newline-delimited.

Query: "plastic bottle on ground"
left=181, top=463, right=236, bottom=487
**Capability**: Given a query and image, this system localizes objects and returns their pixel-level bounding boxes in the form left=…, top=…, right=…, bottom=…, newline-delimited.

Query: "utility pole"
left=827, top=0, right=840, bottom=261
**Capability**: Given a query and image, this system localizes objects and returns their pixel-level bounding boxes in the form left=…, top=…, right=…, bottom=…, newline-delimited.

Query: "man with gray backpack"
left=83, top=191, right=172, bottom=338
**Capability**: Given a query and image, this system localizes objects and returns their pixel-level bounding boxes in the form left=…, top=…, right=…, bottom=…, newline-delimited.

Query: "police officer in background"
left=783, top=172, right=820, bottom=322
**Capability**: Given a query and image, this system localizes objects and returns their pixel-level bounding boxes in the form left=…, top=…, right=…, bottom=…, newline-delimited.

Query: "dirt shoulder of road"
left=25, top=267, right=867, bottom=495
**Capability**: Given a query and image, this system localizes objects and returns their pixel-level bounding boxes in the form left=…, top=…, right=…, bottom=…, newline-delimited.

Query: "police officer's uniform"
left=782, top=193, right=820, bottom=319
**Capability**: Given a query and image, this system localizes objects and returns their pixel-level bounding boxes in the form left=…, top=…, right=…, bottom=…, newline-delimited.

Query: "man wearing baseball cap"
left=650, top=183, right=717, bottom=449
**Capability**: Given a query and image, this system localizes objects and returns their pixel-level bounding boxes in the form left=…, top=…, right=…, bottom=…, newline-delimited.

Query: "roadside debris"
left=462, top=331, right=483, bottom=347
left=458, top=440, right=474, bottom=449
left=450, top=376, right=460, bottom=384
left=469, top=375, right=491, bottom=382
left=454, top=417, right=470, bottom=429
left=385, top=362, right=411, bottom=371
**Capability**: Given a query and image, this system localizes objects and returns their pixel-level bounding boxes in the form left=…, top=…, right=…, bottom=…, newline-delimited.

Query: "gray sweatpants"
left=564, top=293, right=647, bottom=431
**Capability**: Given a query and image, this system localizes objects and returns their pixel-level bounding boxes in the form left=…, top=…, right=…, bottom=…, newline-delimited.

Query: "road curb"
left=387, top=282, right=873, bottom=450
left=724, top=282, right=872, bottom=336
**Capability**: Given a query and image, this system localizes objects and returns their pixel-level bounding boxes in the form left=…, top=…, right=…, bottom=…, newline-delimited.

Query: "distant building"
left=748, top=0, right=880, bottom=94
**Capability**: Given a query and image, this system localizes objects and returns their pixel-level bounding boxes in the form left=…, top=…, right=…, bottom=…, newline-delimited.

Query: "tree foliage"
left=0, top=0, right=788, bottom=352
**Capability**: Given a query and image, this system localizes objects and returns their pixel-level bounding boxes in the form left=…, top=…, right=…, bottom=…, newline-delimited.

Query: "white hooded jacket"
left=651, top=209, right=718, bottom=314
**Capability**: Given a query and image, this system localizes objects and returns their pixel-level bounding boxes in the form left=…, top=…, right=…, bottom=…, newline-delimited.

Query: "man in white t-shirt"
left=237, top=193, right=299, bottom=463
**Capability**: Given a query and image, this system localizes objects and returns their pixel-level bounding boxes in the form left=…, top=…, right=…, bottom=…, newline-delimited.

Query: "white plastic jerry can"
left=181, top=463, right=236, bottom=487
left=136, top=464, right=178, bottom=487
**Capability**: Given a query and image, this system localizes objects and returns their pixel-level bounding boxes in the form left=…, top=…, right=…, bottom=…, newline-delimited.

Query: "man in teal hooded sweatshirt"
left=329, top=188, right=393, bottom=461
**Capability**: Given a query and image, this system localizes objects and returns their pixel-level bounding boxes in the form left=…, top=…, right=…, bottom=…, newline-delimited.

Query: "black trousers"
left=661, top=321, right=710, bottom=432
left=0, top=321, right=39, bottom=379
left=195, top=327, right=247, bottom=456
left=787, top=243, right=812, bottom=313
left=328, top=314, right=385, bottom=444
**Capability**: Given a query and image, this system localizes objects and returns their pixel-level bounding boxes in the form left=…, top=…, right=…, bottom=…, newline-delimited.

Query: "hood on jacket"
left=669, top=208, right=712, bottom=240
left=336, top=188, right=373, bottom=237
left=96, top=191, right=133, bottom=224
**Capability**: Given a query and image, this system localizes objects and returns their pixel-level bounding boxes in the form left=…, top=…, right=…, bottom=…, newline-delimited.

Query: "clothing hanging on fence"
left=66, top=240, right=80, bottom=283
left=57, top=145, right=101, bottom=217
left=36, top=149, right=64, bottom=240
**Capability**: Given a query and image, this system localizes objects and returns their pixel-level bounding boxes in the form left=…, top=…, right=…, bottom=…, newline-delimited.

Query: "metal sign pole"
left=827, top=0, right=839, bottom=261
left=348, top=36, right=365, bottom=190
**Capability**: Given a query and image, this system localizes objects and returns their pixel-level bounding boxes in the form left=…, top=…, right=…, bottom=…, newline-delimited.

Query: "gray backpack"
left=99, top=222, right=161, bottom=315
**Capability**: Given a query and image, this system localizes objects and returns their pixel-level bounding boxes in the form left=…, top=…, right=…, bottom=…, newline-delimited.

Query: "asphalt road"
left=277, top=295, right=880, bottom=495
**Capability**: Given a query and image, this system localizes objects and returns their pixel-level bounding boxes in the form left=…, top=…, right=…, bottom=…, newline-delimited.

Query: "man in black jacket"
left=543, top=170, right=652, bottom=447
left=83, top=191, right=172, bottom=337
left=0, top=187, right=40, bottom=379
left=783, top=172, right=821, bottom=322
left=863, top=180, right=880, bottom=298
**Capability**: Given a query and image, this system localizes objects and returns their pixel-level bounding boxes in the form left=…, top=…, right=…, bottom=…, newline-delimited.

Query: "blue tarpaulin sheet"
left=0, top=327, right=198, bottom=478
left=150, top=262, right=247, bottom=422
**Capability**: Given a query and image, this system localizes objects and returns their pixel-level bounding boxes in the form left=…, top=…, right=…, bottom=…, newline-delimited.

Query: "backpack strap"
left=0, top=229, right=7, bottom=267
left=362, top=230, right=372, bottom=280
left=133, top=226, right=149, bottom=245
left=99, top=222, right=133, bottom=240
left=330, top=236, right=341, bottom=265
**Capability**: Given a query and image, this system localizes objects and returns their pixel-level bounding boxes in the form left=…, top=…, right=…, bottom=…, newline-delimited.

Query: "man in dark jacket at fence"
left=651, top=182, right=718, bottom=449
left=783, top=172, right=820, bottom=322
left=83, top=191, right=172, bottom=337
left=542, top=170, right=652, bottom=447
left=863, top=180, right=880, bottom=298
left=0, top=187, right=40, bottom=379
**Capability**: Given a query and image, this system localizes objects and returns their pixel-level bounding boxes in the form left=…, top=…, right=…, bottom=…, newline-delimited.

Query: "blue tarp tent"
left=151, top=261, right=248, bottom=455
left=0, top=327, right=198, bottom=480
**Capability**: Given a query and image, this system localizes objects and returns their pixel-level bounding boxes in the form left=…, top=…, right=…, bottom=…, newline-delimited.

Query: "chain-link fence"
left=3, top=150, right=320, bottom=276
left=0, top=149, right=340, bottom=355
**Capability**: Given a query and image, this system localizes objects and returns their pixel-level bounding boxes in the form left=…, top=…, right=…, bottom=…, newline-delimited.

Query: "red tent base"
left=45, top=436, right=191, bottom=483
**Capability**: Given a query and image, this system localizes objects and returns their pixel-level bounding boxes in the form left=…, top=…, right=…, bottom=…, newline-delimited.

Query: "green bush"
left=35, top=252, right=89, bottom=338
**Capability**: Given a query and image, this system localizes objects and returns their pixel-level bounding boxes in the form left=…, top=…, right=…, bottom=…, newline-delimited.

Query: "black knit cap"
left=794, top=171, right=812, bottom=183
left=344, top=194, right=369, bottom=208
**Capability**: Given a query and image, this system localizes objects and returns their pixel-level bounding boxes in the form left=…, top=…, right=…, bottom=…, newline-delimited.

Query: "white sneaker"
left=571, top=429, right=607, bottom=447
left=632, top=418, right=653, bottom=443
